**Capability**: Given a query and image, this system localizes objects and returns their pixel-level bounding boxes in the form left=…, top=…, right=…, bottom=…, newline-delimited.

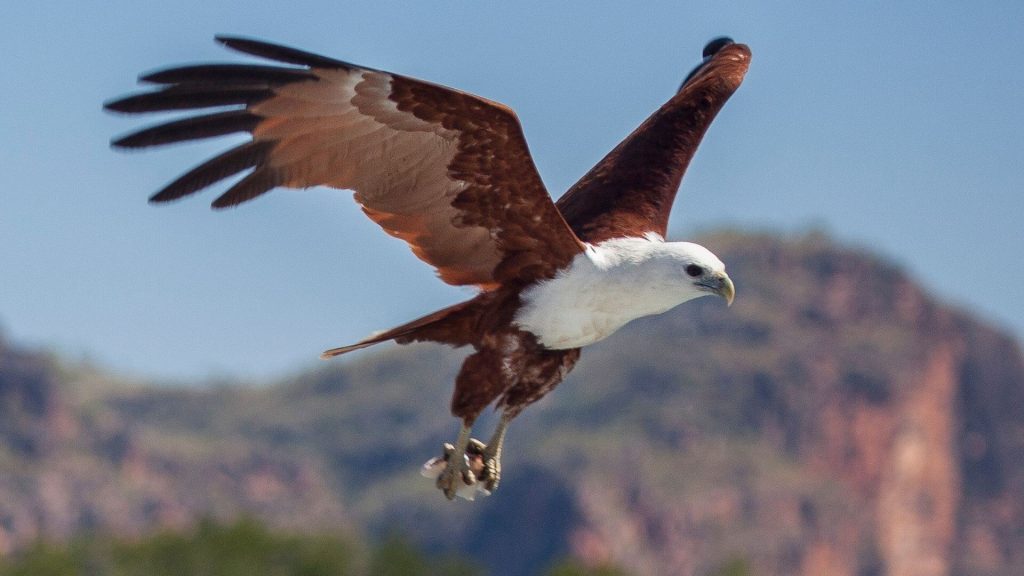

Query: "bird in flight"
left=106, top=35, right=750, bottom=500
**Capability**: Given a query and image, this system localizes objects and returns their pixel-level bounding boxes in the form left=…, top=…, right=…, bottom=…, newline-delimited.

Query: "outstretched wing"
left=556, top=38, right=751, bottom=244
left=106, top=36, right=584, bottom=288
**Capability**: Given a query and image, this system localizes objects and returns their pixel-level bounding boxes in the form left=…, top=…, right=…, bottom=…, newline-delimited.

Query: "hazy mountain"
left=1, top=230, right=1021, bottom=576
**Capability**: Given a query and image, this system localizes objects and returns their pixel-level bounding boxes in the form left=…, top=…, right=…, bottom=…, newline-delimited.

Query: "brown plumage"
left=106, top=35, right=750, bottom=499
left=108, top=37, right=582, bottom=289
left=557, top=40, right=751, bottom=243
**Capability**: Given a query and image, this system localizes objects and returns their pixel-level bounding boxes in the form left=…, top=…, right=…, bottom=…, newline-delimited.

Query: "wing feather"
left=140, top=63, right=316, bottom=85
left=556, top=39, right=751, bottom=243
left=151, top=141, right=274, bottom=203
left=105, top=85, right=277, bottom=113
left=111, top=110, right=261, bottom=148
left=107, top=36, right=583, bottom=288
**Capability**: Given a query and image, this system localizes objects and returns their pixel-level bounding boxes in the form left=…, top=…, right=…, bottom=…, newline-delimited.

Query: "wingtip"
left=210, top=34, right=357, bottom=70
left=210, top=197, right=231, bottom=210
left=678, top=37, right=750, bottom=92
left=320, top=346, right=352, bottom=359
left=210, top=197, right=243, bottom=210
left=320, top=340, right=377, bottom=359
left=213, top=34, right=267, bottom=55
left=319, top=347, right=349, bottom=359
left=215, top=34, right=262, bottom=50
left=702, top=37, right=751, bottom=64
left=137, top=66, right=185, bottom=84
left=102, top=95, right=136, bottom=114
left=148, top=190, right=184, bottom=205
left=109, top=131, right=147, bottom=149
left=702, top=37, right=735, bottom=58
left=214, top=34, right=245, bottom=46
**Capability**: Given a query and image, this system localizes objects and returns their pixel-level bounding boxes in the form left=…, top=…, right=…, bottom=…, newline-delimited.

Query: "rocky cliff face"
left=0, top=337, right=79, bottom=552
left=537, top=232, right=1024, bottom=576
left=0, top=231, right=1021, bottom=576
left=0, top=341, right=349, bottom=554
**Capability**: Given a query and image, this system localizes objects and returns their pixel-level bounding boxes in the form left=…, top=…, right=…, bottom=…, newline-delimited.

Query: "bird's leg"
left=474, top=411, right=511, bottom=493
left=435, top=422, right=476, bottom=500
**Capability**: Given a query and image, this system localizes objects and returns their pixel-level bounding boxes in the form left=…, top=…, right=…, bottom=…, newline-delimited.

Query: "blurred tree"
left=0, top=518, right=487, bottom=576
left=368, top=535, right=484, bottom=576
left=106, top=517, right=358, bottom=576
left=0, top=542, right=82, bottom=576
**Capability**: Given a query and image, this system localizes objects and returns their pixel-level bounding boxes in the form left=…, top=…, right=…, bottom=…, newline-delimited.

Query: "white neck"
left=514, top=235, right=720, bottom=349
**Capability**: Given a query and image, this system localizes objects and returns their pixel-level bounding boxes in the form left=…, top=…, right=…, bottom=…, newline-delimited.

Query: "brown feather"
left=107, top=38, right=584, bottom=288
left=497, top=347, right=580, bottom=419
left=556, top=42, right=751, bottom=243
left=449, top=325, right=580, bottom=423
left=320, top=298, right=481, bottom=358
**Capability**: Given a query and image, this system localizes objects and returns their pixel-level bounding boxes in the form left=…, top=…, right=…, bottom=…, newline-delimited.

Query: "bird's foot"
left=467, top=438, right=501, bottom=493
left=437, top=441, right=477, bottom=500
left=421, top=442, right=481, bottom=500
left=421, top=439, right=498, bottom=500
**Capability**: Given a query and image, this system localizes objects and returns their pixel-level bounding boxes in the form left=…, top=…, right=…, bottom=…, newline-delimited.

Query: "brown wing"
left=106, top=36, right=584, bottom=288
left=556, top=38, right=751, bottom=244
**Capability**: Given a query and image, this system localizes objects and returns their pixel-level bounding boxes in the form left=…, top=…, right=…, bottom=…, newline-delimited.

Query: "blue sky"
left=1, top=1, right=1022, bottom=382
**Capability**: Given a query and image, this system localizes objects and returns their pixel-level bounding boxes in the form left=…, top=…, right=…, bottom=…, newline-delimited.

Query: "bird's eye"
left=685, top=264, right=704, bottom=278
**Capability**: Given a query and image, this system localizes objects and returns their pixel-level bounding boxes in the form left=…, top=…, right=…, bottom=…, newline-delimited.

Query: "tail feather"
left=319, top=338, right=383, bottom=359
left=320, top=299, right=478, bottom=359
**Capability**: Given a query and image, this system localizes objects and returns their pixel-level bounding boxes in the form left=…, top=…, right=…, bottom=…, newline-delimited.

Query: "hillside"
left=1, top=231, right=1022, bottom=576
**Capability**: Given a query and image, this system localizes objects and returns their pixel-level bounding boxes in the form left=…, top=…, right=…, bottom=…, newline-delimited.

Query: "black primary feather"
left=215, top=35, right=359, bottom=70
left=702, top=37, right=734, bottom=58
left=111, top=110, right=260, bottom=148
left=679, top=36, right=735, bottom=91
left=140, top=63, right=316, bottom=85
left=104, top=85, right=275, bottom=113
left=149, top=140, right=275, bottom=203
left=211, top=168, right=282, bottom=208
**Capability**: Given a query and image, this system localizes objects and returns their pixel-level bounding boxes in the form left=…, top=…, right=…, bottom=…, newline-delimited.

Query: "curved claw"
left=422, top=442, right=480, bottom=500
left=422, top=418, right=508, bottom=501
left=467, top=438, right=500, bottom=493
left=439, top=442, right=477, bottom=500
left=483, top=455, right=501, bottom=493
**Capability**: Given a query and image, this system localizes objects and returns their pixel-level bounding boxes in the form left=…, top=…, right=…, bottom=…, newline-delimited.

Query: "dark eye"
left=685, top=264, right=704, bottom=278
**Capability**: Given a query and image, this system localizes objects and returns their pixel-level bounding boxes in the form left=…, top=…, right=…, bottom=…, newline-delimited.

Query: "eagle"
left=106, top=35, right=750, bottom=500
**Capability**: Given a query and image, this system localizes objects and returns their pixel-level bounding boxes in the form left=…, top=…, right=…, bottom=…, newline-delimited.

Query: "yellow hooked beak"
left=698, top=273, right=735, bottom=306
left=718, top=274, right=735, bottom=307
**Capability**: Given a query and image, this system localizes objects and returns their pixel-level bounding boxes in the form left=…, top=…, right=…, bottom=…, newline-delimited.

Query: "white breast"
left=513, top=235, right=715, bottom=349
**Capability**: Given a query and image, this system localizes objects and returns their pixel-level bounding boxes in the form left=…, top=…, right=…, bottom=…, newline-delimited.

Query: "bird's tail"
left=320, top=298, right=479, bottom=359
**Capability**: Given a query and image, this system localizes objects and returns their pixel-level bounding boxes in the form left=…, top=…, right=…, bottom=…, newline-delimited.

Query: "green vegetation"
left=0, top=519, right=483, bottom=576
left=368, top=535, right=484, bottom=576
left=0, top=518, right=637, bottom=576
